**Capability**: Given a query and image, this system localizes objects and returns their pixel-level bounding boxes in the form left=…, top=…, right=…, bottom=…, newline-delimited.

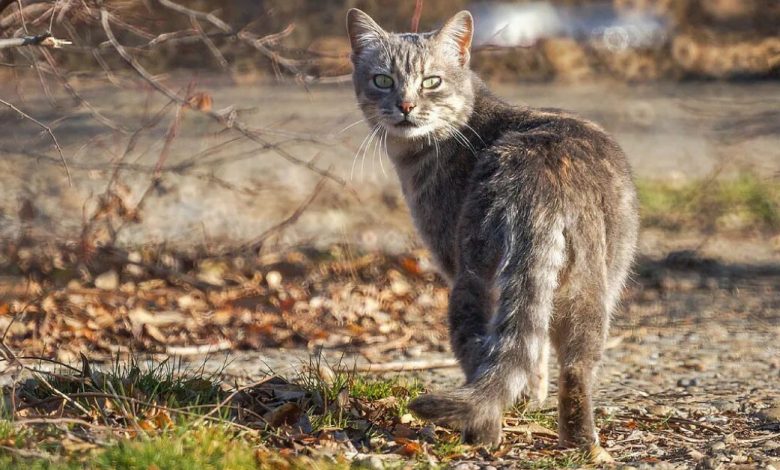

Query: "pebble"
left=677, top=377, right=700, bottom=387
left=94, top=270, right=119, bottom=290
left=354, top=455, right=384, bottom=470
left=712, top=399, right=739, bottom=413
left=763, top=440, right=780, bottom=451
left=265, top=270, right=283, bottom=290
left=648, top=404, right=674, bottom=416
left=452, top=464, right=479, bottom=470
left=757, top=406, right=780, bottom=422
left=689, top=449, right=705, bottom=460
left=710, top=440, right=727, bottom=452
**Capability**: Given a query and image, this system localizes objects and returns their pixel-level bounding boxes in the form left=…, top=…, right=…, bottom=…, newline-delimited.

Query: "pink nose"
left=398, top=101, right=416, bottom=115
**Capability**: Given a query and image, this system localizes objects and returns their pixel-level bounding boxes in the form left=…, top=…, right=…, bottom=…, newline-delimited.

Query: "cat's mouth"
left=395, top=120, right=417, bottom=128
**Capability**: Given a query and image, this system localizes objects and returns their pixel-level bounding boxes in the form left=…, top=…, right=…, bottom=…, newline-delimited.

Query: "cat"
left=346, top=9, right=638, bottom=451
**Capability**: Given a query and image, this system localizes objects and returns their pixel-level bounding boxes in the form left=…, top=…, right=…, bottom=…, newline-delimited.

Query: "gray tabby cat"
left=346, top=9, right=638, bottom=450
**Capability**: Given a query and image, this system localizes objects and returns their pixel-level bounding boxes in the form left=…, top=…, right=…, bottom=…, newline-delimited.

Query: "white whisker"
left=379, top=128, right=388, bottom=177
left=351, top=124, right=379, bottom=181
left=361, top=125, right=382, bottom=179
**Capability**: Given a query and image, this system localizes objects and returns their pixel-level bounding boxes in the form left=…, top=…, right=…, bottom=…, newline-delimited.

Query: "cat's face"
left=347, top=9, right=475, bottom=140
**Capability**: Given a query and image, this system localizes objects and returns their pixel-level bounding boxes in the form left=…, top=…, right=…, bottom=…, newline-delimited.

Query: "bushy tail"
left=410, top=209, right=566, bottom=445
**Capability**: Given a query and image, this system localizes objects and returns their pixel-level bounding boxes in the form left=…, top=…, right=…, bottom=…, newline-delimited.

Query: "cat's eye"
left=373, top=74, right=394, bottom=89
left=422, top=76, right=442, bottom=89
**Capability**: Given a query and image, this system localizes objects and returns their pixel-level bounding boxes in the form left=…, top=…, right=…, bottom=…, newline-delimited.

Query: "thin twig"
left=99, top=9, right=344, bottom=185
left=239, top=176, right=328, bottom=253
left=338, top=358, right=459, bottom=373
left=0, top=97, right=71, bottom=185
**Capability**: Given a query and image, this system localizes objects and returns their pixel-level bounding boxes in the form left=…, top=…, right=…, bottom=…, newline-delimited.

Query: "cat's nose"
left=398, top=101, right=416, bottom=116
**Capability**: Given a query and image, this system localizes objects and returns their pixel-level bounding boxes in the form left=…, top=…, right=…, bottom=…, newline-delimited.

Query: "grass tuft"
left=637, top=173, right=780, bottom=232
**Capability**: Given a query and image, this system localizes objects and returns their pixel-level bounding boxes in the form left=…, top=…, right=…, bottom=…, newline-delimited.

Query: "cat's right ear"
left=346, top=9, right=385, bottom=58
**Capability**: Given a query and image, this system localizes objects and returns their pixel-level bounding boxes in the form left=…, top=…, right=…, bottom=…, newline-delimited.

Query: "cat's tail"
left=409, top=208, right=566, bottom=445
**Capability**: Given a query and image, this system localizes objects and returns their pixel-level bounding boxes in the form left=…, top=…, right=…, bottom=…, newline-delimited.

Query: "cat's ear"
left=436, top=11, right=474, bottom=66
left=346, top=9, right=386, bottom=57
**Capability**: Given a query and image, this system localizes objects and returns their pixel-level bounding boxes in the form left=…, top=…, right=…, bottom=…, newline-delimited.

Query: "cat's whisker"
left=361, top=124, right=382, bottom=179
left=461, top=121, right=486, bottom=146
left=444, top=123, right=477, bottom=156
left=371, top=124, right=381, bottom=178
left=336, top=114, right=378, bottom=135
left=433, top=134, right=441, bottom=172
left=351, top=124, right=379, bottom=181
left=379, top=128, right=388, bottom=177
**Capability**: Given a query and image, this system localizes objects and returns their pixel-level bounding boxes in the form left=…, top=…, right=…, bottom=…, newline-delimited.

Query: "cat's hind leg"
left=551, top=277, right=609, bottom=448
left=409, top=192, right=566, bottom=446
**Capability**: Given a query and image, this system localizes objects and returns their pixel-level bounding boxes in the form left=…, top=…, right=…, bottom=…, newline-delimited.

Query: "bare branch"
left=239, top=176, right=329, bottom=254
left=0, top=97, right=71, bottom=185
left=99, top=8, right=345, bottom=185
left=156, top=0, right=231, bottom=33
left=0, top=32, right=71, bottom=50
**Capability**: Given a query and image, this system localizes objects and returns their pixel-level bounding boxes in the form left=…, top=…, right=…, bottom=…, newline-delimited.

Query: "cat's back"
left=470, top=85, right=635, bottom=202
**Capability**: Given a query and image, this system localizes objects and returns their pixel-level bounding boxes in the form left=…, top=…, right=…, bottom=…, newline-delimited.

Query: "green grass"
left=0, top=425, right=349, bottom=470
left=95, top=426, right=258, bottom=470
left=511, top=402, right=558, bottom=431
left=637, top=173, right=780, bottom=232
left=521, top=452, right=586, bottom=469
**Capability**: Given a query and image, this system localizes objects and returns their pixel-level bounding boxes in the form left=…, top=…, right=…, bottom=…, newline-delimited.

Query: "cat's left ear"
left=436, top=11, right=474, bottom=66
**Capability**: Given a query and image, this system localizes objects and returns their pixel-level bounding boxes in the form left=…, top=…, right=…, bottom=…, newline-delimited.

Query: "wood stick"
left=339, top=358, right=459, bottom=373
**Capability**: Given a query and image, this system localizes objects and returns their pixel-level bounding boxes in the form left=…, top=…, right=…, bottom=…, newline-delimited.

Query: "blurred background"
left=0, top=0, right=778, bottom=360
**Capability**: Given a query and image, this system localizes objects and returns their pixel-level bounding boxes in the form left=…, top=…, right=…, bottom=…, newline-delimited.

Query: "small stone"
left=757, top=406, right=780, bottom=423
left=677, top=377, right=699, bottom=387
left=399, top=413, right=414, bottom=424
left=94, top=270, right=119, bottom=290
left=405, top=345, right=423, bottom=358
left=763, top=440, right=780, bottom=451
left=452, top=464, right=478, bottom=470
left=689, top=449, right=705, bottom=460
left=354, top=455, right=385, bottom=470
left=710, top=440, right=727, bottom=452
left=484, top=466, right=498, bottom=470
left=648, top=404, right=674, bottom=416
left=712, top=400, right=739, bottom=413
left=390, top=279, right=411, bottom=296
left=265, top=271, right=283, bottom=290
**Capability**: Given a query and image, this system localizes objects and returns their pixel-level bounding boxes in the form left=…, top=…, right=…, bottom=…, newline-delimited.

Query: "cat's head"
left=346, top=9, right=475, bottom=140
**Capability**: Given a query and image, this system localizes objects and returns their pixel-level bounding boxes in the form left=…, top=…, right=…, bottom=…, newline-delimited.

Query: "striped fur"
left=347, top=9, right=639, bottom=448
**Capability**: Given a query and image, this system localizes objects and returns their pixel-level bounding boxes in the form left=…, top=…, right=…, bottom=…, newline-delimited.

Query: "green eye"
left=373, top=74, right=394, bottom=89
left=422, top=76, right=442, bottom=89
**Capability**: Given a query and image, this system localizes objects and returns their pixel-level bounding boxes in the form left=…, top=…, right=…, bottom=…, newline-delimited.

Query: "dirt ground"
left=3, top=237, right=777, bottom=468
left=1, top=80, right=779, bottom=468
left=191, top=243, right=780, bottom=469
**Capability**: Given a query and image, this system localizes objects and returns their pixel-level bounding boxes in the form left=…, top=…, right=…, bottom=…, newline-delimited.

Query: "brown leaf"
left=187, top=92, right=213, bottom=112
left=394, top=437, right=422, bottom=456
left=264, top=402, right=301, bottom=428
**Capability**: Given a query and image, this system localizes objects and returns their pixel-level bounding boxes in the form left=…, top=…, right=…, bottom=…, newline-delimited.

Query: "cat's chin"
left=385, top=122, right=436, bottom=140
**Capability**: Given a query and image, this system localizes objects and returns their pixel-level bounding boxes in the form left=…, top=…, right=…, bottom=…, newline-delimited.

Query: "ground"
left=0, top=80, right=779, bottom=468
left=0, top=233, right=778, bottom=469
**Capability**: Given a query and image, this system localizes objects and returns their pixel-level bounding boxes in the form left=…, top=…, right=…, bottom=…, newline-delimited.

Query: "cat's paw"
left=461, top=402, right=503, bottom=447
left=461, top=415, right=502, bottom=447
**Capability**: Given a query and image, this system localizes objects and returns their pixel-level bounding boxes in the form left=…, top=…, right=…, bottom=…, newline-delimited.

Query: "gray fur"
left=347, top=9, right=639, bottom=448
